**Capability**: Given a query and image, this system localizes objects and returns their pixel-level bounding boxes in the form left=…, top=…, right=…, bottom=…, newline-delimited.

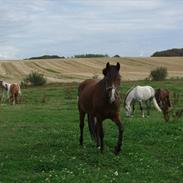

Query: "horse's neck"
left=125, top=90, right=134, bottom=105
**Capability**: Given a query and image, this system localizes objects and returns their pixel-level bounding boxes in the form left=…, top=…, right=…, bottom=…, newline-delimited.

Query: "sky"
left=0, top=0, right=183, bottom=59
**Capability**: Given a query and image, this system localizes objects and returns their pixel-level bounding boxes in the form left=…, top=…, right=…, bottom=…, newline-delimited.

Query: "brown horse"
left=155, top=88, right=171, bottom=122
left=9, top=83, right=21, bottom=105
left=78, top=62, right=124, bottom=155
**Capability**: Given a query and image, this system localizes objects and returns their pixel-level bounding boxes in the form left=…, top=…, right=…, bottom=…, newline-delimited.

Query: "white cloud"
left=0, top=46, right=19, bottom=59
left=0, top=0, right=183, bottom=58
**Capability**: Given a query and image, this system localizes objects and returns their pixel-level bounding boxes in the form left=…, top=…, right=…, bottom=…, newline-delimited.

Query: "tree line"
left=152, top=48, right=183, bottom=57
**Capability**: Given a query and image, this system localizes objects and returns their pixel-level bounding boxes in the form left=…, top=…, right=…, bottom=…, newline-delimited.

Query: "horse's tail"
left=87, top=114, right=95, bottom=141
left=18, top=85, right=22, bottom=96
left=152, top=97, right=162, bottom=112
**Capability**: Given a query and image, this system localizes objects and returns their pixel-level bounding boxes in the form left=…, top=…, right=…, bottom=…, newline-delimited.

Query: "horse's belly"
left=78, top=93, right=93, bottom=113
left=78, top=84, right=96, bottom=113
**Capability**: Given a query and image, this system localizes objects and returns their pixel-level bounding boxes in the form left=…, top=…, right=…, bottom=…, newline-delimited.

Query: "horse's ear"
left=103, top=62, right=110, bottom=76
left=103, top=68, right=107, bottom=76
left=106, top=62, right=110, bottom=69
left=116, top=62, right=120, bottom=71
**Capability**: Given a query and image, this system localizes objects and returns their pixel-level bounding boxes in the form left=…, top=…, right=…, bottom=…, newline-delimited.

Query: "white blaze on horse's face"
left=110, top=84, right=116, bottom=103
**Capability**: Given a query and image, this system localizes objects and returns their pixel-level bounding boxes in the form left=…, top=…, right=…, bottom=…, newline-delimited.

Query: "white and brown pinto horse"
left=0, top=81, right=21, bottom=104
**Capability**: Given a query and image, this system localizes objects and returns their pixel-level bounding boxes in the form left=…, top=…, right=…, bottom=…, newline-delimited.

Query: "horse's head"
left=124, top=104, right=132, bottom=117
left=155, top=88, right=171, bottom=121
left=155, top=89, right=171, bottom=109
left=103, top=62, right=121, bottom=103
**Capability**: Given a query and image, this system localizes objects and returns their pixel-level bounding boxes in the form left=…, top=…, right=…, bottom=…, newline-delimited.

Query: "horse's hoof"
left=97, top=146, right=101, bottom=150
left=114, top=146, right=121, bottom=155
left=79, top=140, right=83, bottom=146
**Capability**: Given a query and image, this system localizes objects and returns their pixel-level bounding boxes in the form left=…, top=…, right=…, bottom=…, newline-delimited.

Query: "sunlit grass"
left=0, top=80, right=183, bottom=182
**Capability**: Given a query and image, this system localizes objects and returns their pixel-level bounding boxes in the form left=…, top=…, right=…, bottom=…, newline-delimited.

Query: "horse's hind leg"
left=87, top=114, right=95, bottom=141
left=79, top=110, right=85, bottom=146
left=15, top=93, right=18, bottom=104
left=9, top=95, right=13, bottom=105
left=139, top=101, right=144, bottom=118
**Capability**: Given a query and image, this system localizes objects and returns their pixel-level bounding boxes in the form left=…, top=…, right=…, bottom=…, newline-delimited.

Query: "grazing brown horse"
left=78, top=62, right=124, bottom=155
left=155, top=88, right=171, bottom=122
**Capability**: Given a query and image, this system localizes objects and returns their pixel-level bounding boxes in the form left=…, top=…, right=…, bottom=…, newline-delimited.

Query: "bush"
left=25, top=55, right=65, bottom=60
left=24, top=72, right=47, bottom=86
left=150, top=67, right=168, bottom=81
left=113, top=54, right=120, bottom=58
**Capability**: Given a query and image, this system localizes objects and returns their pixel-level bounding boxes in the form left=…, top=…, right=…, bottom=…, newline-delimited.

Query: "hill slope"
left=0, top=57, right=183, bottom=83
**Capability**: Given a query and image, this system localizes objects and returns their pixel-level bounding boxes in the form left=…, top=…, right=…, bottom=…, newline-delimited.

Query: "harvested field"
left=0, top=57, right=183, bottom=83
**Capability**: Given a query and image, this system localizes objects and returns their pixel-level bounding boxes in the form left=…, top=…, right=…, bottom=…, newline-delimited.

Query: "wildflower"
left=114, top=171, right=118, bottom=176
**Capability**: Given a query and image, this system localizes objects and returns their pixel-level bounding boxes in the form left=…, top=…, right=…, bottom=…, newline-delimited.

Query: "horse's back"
left=134, top=85, right=155, bottom=100
left=10, top=83, right=20, bottom=95
left=78, top=79, right=98, bottom=96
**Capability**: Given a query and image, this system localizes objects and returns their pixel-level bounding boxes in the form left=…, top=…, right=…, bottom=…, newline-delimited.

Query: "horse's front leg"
left=2, top=91, right=7, bottom=103
left=79, top=110, right=85, bottom=146
left=132, top=100, right=136, bottom=116
left=98, top=120, right=104, bottom=152
left=94, top=116, right=104, bottom=152
left=139, top=101, right=144, bottom=118
left=113, top=113, right=124, bottom=155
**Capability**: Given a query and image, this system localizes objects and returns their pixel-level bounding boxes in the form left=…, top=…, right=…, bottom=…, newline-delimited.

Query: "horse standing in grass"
left=0, top=81, right=21, bottom=104
left=78, top=62, right=124, bottom=155
left=155, top=88, right=171, bottom=122
left=124, top=85, right=162, bottom=117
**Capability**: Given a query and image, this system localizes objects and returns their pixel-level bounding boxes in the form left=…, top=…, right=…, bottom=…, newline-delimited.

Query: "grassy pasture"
left=0, top=80, right=183, bottom=183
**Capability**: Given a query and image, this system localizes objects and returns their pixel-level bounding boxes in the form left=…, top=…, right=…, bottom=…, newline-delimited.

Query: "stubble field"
left=0, top=57, right=183, bottom=83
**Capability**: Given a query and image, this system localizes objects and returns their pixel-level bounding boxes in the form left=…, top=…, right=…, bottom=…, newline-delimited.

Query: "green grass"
left=0, top=80, right=183, bottom=183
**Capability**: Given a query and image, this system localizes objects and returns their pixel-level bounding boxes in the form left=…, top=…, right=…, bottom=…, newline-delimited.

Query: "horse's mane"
left=124, top=85, right=136, bottom=107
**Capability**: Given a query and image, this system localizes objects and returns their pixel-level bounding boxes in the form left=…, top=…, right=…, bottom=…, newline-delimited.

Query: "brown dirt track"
left=0, top=57, right=183, bottom=83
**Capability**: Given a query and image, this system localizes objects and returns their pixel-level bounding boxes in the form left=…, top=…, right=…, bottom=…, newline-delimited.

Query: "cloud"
left=0, top=0, right=183, bottom=58
left=0, top=46, right=19, bottom=59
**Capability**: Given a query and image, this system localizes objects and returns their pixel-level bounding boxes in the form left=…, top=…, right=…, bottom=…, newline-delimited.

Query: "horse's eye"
left=115, top=78, right=121, bottom=85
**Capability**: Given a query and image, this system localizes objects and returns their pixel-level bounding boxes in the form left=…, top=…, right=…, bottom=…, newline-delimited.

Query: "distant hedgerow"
left=74, top=54, right=108, bottom=58
left=23, top=71, right=47, bottom=86
left=150, top=67, right=168, bottom=81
